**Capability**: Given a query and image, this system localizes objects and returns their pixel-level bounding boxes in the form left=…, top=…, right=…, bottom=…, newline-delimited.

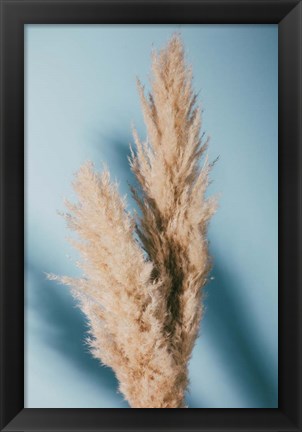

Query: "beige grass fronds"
left=50, top=34, right=217, bottom=408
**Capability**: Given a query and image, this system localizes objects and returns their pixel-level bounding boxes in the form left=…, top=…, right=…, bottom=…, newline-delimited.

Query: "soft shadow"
left=186, top=392, right=204, bottom=409
left=90, top=130, right=138, bottom=188
left=201, top=259, right=278, bottom=407
left=90, top=131, right=149, bottom=222
left=26, top=259, right=128, bottom=406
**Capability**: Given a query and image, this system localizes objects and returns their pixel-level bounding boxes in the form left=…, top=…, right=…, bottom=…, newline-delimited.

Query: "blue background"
left=25, top=24, right=278, bottom=408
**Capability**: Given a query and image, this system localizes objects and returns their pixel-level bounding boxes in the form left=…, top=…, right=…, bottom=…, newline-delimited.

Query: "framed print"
left=0, top=0, right=301, bottom=431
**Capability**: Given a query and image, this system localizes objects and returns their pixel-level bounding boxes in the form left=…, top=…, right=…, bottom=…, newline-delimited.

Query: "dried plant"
left=49, top=34, right=217, bottom=408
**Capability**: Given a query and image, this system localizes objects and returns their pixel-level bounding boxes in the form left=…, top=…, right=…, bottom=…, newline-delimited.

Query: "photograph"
left=24, top=24, right=278, bottom=409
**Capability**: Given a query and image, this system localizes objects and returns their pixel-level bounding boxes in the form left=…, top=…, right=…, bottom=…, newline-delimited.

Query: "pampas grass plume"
left=49, top=34, right=217, bottom=408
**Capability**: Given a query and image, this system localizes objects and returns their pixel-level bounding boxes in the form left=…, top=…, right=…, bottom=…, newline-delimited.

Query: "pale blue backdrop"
left=25, top=24, right=278, bottom=408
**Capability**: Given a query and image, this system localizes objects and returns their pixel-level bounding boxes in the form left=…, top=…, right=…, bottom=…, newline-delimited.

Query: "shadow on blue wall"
left=26, top=260, right=128, bottom=407
left=90, top=130, right=138, bottom=193
left=198, top=261, right=277, bottom=408
left=89, top=131, right=147, bottom=226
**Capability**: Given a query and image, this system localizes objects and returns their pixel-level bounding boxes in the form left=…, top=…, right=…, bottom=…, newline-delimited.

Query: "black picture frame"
left=0, top=0, right=301, bottom=430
